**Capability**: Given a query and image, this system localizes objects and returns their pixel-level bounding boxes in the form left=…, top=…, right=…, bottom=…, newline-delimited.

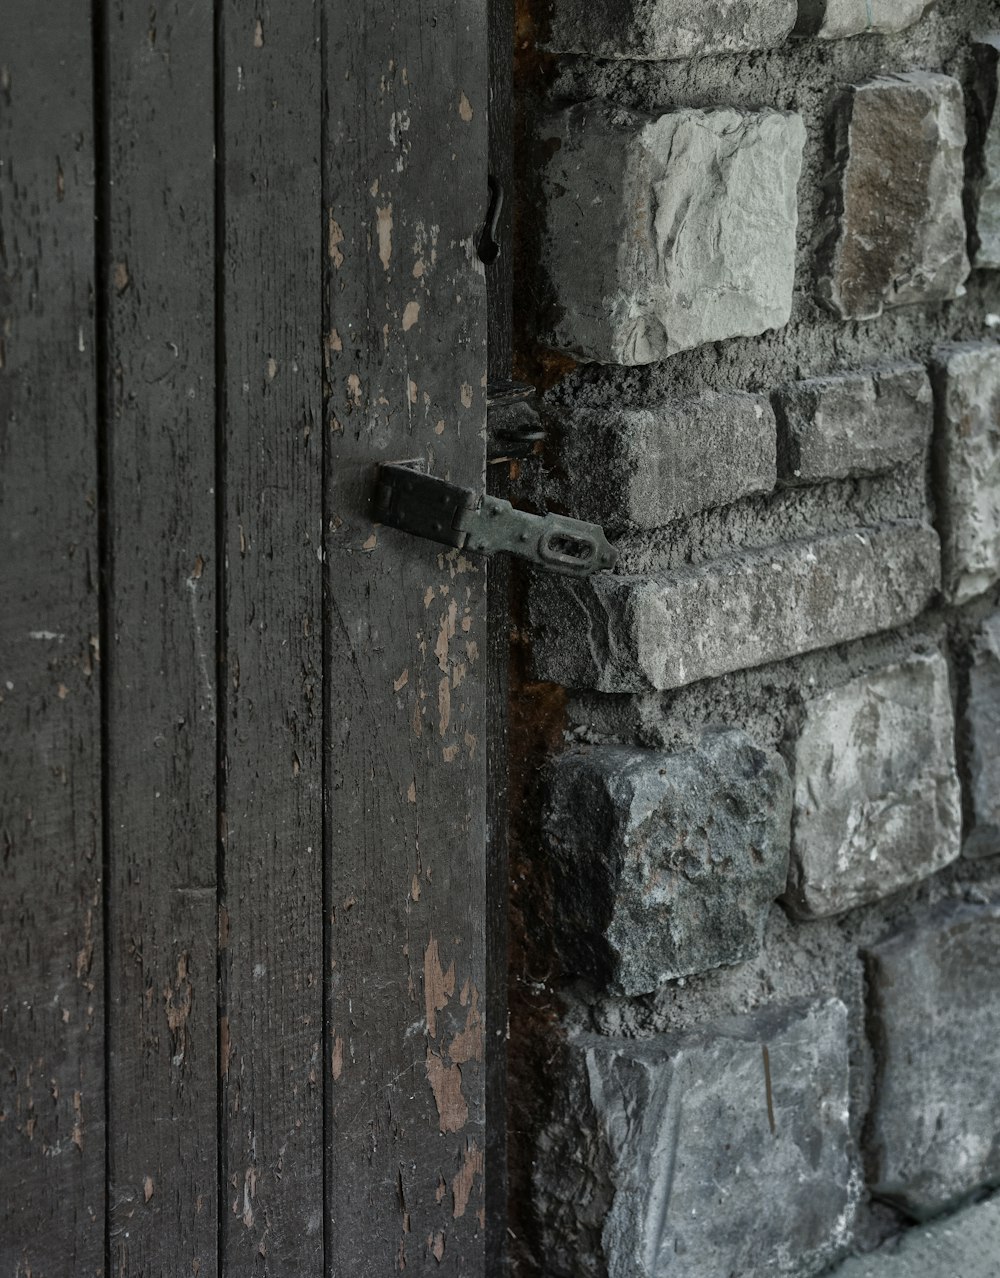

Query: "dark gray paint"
left=323, top=0, right=489, bottom=1270
left=2, top=0, right=491, bottom=1273
left=218, top=2, right=325, bottom=1270
left=100, top=3, right=220, bottom=1271
left=0, top=8, right=105, bottom=1275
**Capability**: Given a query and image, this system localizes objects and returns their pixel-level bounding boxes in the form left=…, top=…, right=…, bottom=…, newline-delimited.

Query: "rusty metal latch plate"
left=373, top=463, right=617, bottom=577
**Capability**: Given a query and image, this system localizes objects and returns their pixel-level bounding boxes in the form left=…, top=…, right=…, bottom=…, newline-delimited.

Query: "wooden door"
left=0, top=2, right=489, bottom=1275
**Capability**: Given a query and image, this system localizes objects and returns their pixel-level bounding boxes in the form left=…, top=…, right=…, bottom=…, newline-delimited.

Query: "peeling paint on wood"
left=324, top=0, right=488, bottom=1267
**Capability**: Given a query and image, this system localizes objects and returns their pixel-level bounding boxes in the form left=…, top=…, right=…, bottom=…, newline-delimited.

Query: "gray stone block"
left=544, top=731, right=791, bottom=996
left=964, top=613, right=1000, bottom=859
left=828, top=1194, right=1000, bottom=1278
left=931, top=342, right=1000, bottom=604
left=541, top=102, right=805, bottom=365
left=969, top=38, right=1000, bottom=270
left=529, top=522, right=940, bottom=692
left=818, top=74, right=969, bottom=320
left=795, top=0, right=936, bottom=39
left=864, top=904, right=1000, bottom=1219
left=543, top=0, right=797, bottom=61
left=536, top=1000, right=857, bottom=1278
left=784, top=653, right=961, bottom=919
left=553, top=392, right=776, bottom=531
left=773, top=363, right=932, bottom=486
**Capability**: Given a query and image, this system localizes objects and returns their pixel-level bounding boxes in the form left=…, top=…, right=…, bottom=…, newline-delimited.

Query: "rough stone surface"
left=544, top=731, right=791, bottom=996
left=795, top=0, right=937, bottom=39
left=931, top=342, right=1000, bottom=604
left=773, top=363, right=932, bottom=486
left=784, top=652, right=961, bottom=919
left=542, top=0, right=797, bottom=61
left=828, top=1194, right=1000, bottom=1278
left=817, top=73, right=969, bottom=320
left=529, top=521, right=941, bottom=692
left=541, top=102, right=805, bottom=365
left=864, top=904, right=1000, bottom=1219
left=535, top=1000, right=857, bottom=1278
left=970, top=38, right=1000, bottom=271
left=964, top=613, right=1000, bottom=859
left=549, top=391, right=776, bottom=532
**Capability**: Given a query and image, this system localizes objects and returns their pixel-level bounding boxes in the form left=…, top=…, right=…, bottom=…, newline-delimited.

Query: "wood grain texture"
left=101, top=3, right=219, bottom=1272
left=217, top=2, right=325, bottom=1271
left=0, top=8, right=105, bottom=1273
left=323, top=0, right=490, bottom=1271
left=486, top=5, right=514, bottom=1274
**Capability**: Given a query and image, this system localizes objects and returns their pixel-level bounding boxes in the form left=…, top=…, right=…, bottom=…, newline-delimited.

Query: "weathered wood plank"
left=101, top=3, right=219, bottom=1271
left=323, top=1, right=490, bottom=1272
left=217, top=2, right=326, bottom=1271
left=486, top=3, right=515, bottom=1271
left=0, top=8, right=105, bottom=1273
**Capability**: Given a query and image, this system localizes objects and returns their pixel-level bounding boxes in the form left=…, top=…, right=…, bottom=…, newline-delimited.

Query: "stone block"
left=818, top=74, right=969, bottom=320
left=964, top=613, right=1000, bottom=859
left=970, top=39, right=1000, bottom=270
left=828, top=1194, right=1000, bottom=1278
left=541, top=102, right=805, bottom=365
left=552, top=391, right=776, bottom=531
left=529, top=522, right=940, bottom=692
left=795, top=0, right=936, bottom=39
left=784, top=653, right=961, bottom=919
left=864, top=904, right=1000, bottom=1219
left=542, top=0, right=797, bottom=61
left=773, top=363, right=932, bottom=486
left=931, top=342, right=1000, bottom=604
left=536, top=1000, right=857, bottom=1278
left=544, top=731, right=791, bottom=996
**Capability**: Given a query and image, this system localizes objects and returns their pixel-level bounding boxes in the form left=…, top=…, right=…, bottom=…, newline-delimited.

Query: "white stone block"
left=541, top=103, right=805, bottom=365
left=785, top=653, right=962, bottom=919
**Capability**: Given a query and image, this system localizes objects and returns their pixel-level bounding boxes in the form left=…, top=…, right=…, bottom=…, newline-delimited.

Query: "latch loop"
left=373, top=463, right=617, bottom=578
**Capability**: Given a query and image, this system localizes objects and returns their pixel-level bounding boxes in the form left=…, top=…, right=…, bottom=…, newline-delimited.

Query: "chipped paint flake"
left=332, top=1035, right=344, bottom=1081
left=448, top=983, right=483, bottom=1065
left=437, top=675, right=451, bottom=737
left=328, top=213, right=346, bottom=267
left=423, top=935, right=455, bottom=1038
left=425, top=1048, right=467, bottom=1133
left=402, top=301, right=420, bottom=331
left=458, top=92, right=474, bottom=123
left=452, top=1141, right=483, bottom=1218
left=377, top=205, right=393, bottom=271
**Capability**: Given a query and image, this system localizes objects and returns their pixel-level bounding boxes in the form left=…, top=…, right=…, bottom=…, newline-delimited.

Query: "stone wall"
left=508, top=2, right=1000, bottom=1274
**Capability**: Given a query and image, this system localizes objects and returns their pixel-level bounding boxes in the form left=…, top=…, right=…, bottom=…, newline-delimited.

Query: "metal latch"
left=373, top=463, right=617, bottom=577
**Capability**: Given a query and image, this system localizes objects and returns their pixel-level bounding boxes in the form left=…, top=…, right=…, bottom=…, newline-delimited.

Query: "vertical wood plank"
left=218, top=2, right=326, bottom=1271
left=101, top=3, right=219, bottom=1271
left=486, top=3, right=515, bottom=1272
left=0, top=7, right=105, bottom=1273
left=323, top=1, right=489, bottom=1273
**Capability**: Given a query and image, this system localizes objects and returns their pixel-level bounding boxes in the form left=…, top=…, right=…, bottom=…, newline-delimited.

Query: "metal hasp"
left=374, top=463, right=617, bottom=577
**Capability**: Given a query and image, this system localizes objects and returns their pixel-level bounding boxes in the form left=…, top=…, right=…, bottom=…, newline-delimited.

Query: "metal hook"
left=477, top=174, right=503, bottom=266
